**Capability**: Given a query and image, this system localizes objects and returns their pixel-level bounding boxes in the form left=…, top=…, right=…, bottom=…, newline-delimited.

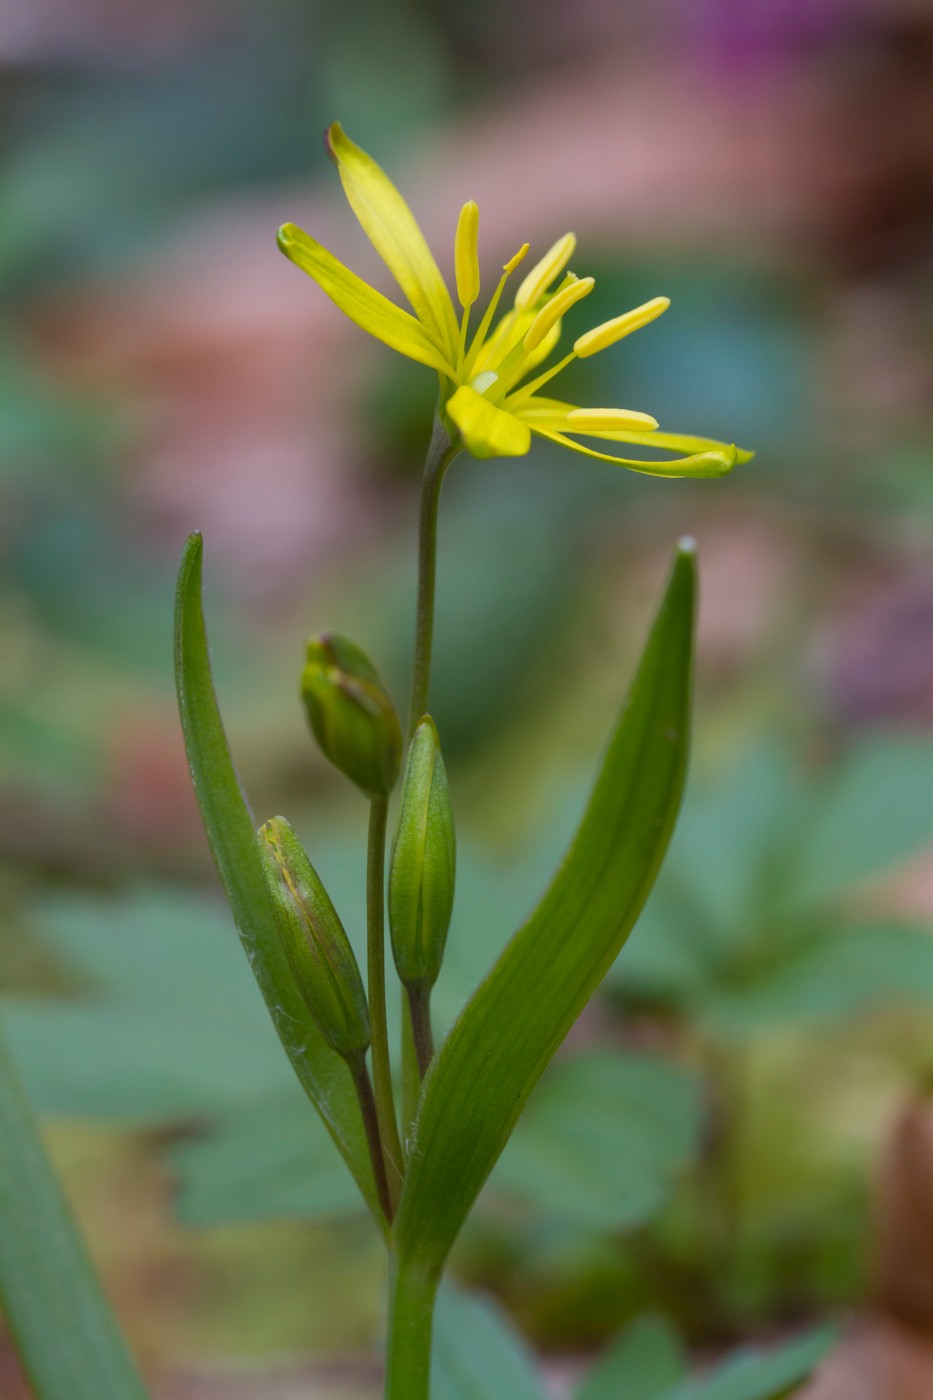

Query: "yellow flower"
left=278, top=124, right=753, bottom=476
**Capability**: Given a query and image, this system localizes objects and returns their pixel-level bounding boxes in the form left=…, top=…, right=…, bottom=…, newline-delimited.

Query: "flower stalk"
left=408, top=418, right=460, bottom=741
left=366, top=795, right=403, bottom=1209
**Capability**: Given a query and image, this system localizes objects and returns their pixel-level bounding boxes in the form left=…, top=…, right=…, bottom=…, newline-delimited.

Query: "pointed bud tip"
left=677, top=536, right=698, bottom=557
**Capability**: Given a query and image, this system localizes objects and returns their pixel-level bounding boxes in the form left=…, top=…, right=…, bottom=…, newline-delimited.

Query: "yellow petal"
left=277, top=224, right=456, bottom=376
left=446, top=385, right=532, bottom=460
left=472, top=307, right=529, bottom=373
left=516, top=398, right=754, bottom=461
left=326, top=123, right=460, bottom=359
left=530, top=428, right=743, bottom=478
left=455, top=200, right=480, bottom=309
left=574, top=296, right=670, bottom=357
left=514, top=233, right=576, bottom=310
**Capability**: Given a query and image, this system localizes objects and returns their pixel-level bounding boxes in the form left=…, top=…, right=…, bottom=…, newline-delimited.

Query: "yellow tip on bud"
left=523, top=276, right=595, bottom=353
left=514, top=232, right=577, bottom=310
left=566, top=408, right=659, bottom=433
left=503, top=242, right=530, bottom=275
left=573, top=296, right=671, bottom=358
left=455, top=200, right=480, bottom=309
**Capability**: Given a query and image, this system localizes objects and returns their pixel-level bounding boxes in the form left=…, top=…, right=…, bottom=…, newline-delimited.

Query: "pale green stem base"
left=385, top=1256, right=440, bottom=1400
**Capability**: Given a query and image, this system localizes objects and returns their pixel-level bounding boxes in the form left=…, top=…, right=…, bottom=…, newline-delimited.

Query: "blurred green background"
left=3, top=0, right=933, bottom=1395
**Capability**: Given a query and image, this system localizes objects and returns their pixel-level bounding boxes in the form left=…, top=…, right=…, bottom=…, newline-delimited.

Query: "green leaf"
left=173, top=532, right=380, bottom=1224
left=704, top=922, right=933, bottom=1036
left=4, top=888, right=297, bottom=1122
left=394, top=541, right=697, bottom=1278
left=659, top=1325, right=836, bottom=1400
left=0, top=1017, right=150, bottom=1400
left=166, top=1087, right=363, bottom=1226
left=788, top=735, right=933, bottom=908
left=491, top=1051, right=701, bottom=1230
left=431, top=1284, right=543, bottom=1400
left=575, top=1314, right=686, bottom=1400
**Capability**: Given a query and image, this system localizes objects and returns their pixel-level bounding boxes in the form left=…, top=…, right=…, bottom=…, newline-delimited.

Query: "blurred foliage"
left=3, top=0, right=933, bottom=1389
left=431, top=1286, right=835, bottom=1400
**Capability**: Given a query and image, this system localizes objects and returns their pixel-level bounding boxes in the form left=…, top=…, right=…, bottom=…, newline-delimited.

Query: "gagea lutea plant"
left=178, top=124, right=753, bottom=1399
left=0, top=122, right=761, bottom=1400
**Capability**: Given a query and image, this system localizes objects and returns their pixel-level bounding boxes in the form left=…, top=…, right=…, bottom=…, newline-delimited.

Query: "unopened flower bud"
left=301, top=633, right=402, bottom=798
left=389, top=716, right=456, bottom=989
left=259, top=816, right=370, bottom=1059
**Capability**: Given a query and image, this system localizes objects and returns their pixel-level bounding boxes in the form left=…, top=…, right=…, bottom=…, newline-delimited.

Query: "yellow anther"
left=503, top=242, right=530, bottom=275
left=573, top=296, right=671, bottom=358
left=566, top=408, right=659, bottom=432
left=514, top=232, right=577, bottom=309
left=455, top=200, right=481, bottom=309
left=523, top=276, right=595, bottom=353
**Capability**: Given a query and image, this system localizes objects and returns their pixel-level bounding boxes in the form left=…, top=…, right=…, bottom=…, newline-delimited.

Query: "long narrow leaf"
left=173, top=532, right=380, bottom=1223
left=394, top=541, right=697, bottom=1274
left=0, top=1018, right=150, bottom=1400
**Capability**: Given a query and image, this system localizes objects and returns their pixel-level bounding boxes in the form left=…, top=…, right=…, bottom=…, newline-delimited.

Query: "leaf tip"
left=323, top=121, right=343, bottom=164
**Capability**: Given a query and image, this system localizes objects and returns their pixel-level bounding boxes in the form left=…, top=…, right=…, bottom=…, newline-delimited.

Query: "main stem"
left=388, top=419, right=460, bottom=1394
left=402, top=418, right=459, bottom=1137
left=367, top=795, right=403, bottom=1209
left=407, top=418, right=459, bottom=741
left=385, top=1256, right=440, bottom=1400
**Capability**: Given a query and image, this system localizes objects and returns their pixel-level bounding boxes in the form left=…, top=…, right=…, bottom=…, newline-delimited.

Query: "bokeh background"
left=3, top=0, right=933, bottom=1395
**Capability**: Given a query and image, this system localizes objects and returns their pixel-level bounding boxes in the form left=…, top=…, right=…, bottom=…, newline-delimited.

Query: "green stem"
left=367, top=795, right=404, bottom=1207
left=348, top=1052, right=393, bottom=1225
left=407, top=418, right=460, bottom=742
left=385, top=1255, right=440, bottom=1400
left=402, top=419, right=459, bottom=1131
left=407, top=983, right=435, bottom=1080
left=401, top=990, right=422, bottom=1142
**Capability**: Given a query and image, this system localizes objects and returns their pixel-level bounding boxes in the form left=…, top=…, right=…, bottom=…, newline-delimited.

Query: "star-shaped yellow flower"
left=278, top=123, right=753, bottom=475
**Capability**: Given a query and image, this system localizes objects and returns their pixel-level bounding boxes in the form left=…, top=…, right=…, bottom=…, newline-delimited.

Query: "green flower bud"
left=258, top=816, right=370, bottom=1059
left=301, top=633, right=402, bottom=798
left=389, top=716, right=456, bottom=989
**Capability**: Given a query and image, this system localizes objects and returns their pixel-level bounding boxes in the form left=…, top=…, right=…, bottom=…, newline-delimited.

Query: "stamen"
left=574, top=296, right=670, bottom=358
left=455, top=200, right=480, bottom=310
left=514, top=233, right=576, bottom=310
left=566, top=408, right=659, bottom=432
left=524, top=276, right=595, bottom=352
left=462, top=243, right=530, bottom=378
left=505, top=351, right=577, bottom=406
left=503, top=243, right=530, bottom=275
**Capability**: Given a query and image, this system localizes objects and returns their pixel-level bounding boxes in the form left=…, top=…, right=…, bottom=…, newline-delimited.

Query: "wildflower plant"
left=173, top=126, right=753, bottom=1397
left=0, top=125, right=761, bottom=1400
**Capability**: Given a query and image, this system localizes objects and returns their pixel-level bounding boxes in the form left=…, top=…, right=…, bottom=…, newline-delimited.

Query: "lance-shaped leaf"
left=393, top=541, right=697, bottom=1276
left=0, top=1017, right=150, bottom=1400
left=173, top=533, right=382, bottom=1226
